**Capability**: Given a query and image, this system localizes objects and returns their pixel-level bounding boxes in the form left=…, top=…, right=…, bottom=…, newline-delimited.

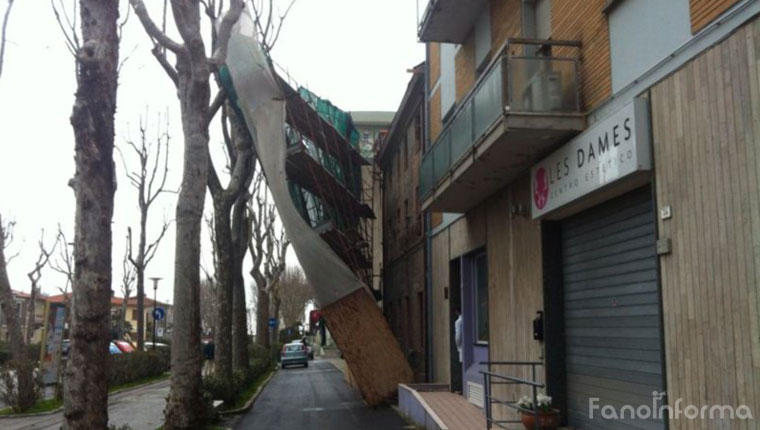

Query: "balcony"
left=420, top=39, right=585, bottom=213
left=418, top=0, right=488, bottom=43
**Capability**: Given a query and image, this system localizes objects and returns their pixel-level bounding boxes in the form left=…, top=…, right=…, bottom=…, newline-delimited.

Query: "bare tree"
left=247, top=176, right=289, bottom=347
left=275, top=266, right=313, bottom=328
left=207, top=105, right=255, bottom=381
left=129, top=0, right=244, bottom=427
left=0, top=214, right=36, bottom=412
left=121, top=113, right=172, bottom=351
left=0, top=0, right=14, bottom=80
left=25, top=230, right=57, bottom=344
left=54, top=0, right=121, bottom=427
left=199, top=278, right=217, bottom=336
left=50, top=224, right=74, bottom=293
left=119, top=237, right=136, bottom=339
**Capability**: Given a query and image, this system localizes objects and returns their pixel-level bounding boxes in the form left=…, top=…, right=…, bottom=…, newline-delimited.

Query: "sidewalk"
left=0, top=379, right=169, bottom=430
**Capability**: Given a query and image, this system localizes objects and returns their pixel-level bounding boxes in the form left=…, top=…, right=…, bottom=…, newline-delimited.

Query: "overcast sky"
left=0, top=0, right=424, bottom=304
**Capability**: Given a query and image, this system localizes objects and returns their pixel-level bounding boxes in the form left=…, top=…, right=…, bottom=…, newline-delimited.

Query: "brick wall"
left=455, top=34, right=476, bottom=102
left=490, top=0, right=522, bottom=50
left=552, top=0, right=611, bottom=111
left=690, top=0, right=740, bottom=32
left=429, top=87, right=442, bottom=141
left=429, top=42, right=441, bottom=90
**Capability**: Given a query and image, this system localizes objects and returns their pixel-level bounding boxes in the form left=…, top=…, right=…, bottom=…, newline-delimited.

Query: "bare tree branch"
left=250, top=0, right=296, bottom=53
left=51, top=0, right=79, bottom=57
left=208, top=0, right=245, bottom=65
left=0, top=0, right=15, bottom=80
left=50, top=224, right=74, bottom=290
left=129, top=0, right=183, bottom=53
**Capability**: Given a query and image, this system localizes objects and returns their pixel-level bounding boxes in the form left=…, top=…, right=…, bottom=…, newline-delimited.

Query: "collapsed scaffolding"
left=225, top=10, right=412, bottom=406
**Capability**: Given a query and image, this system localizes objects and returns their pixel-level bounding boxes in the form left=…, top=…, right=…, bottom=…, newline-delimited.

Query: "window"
left=474, top=253, right=488, bottom=343
left=403, top=137, right=409, bottom=170
left=414, top=114, right=422, bottom=153
left=608, top=0, right=690, bottom=92
left=417, top=291, right=424, bottom=349
left=474, top=5, right=491, bottom=73
left=440, top=43, right=457, bottom=119
left=404, top=199, right=410, bottom=238
left=131, top=309, right=138, bottom=320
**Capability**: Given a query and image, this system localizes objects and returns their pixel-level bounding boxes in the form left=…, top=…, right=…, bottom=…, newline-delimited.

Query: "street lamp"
left=149, top=277, right=162, bottom=351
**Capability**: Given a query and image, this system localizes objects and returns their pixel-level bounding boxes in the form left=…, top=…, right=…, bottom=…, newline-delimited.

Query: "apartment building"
left=410, top=0, right=760, bottom=429
left=376, top=63, right=428, bottom=382
left=0, top=290, right=46, bottom=343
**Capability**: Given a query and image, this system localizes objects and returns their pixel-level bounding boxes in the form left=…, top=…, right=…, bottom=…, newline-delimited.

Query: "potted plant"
left=515, top=392, right=560, bottom=430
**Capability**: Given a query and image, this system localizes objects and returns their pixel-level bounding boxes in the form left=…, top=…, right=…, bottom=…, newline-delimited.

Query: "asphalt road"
left=232, top=360, right=411, bottom=430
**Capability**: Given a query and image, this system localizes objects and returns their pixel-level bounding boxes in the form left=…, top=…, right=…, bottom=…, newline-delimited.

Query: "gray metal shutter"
left=561, top=187, right=665, bottom=430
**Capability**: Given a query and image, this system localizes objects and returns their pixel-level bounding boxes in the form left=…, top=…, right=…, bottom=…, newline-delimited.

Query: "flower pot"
left=520, top=409, right=560, bottom=430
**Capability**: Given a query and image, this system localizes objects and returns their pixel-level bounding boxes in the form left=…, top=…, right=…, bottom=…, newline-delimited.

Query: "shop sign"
left=531, top=98, right=652, bottom=218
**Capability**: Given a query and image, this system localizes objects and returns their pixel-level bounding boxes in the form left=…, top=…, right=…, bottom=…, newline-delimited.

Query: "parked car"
left=143, top=342, right=169, bottom=351
left=113, top=340, right=135, bottom=353
left=61, top=339, right=71, bottom=358
left=281, top=342, right=308, bottom=368
left=109, top=342, right=122, bottom=354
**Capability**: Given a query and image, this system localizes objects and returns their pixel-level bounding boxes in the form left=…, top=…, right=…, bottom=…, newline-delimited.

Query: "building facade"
left=376, top=64, right=428, bottom=382
left=0, top=290, right=46, bottom=344
left=414, top=0, right=760, bottom=429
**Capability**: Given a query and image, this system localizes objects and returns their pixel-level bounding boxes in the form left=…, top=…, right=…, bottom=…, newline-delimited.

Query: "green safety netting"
left=298, top=87, right=361, bottom=149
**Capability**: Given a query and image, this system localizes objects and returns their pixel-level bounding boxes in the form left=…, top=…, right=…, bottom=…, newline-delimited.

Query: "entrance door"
left=561, top=187, right=666, bottom=430
left=449, top=259, right=463, bottom=393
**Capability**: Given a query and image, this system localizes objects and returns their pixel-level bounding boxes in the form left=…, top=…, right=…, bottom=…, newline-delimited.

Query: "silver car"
left=280, top=342, right=308, bottom=368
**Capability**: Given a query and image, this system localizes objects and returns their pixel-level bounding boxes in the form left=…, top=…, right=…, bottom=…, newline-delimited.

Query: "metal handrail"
left=479, top=361, right=545, bottom=430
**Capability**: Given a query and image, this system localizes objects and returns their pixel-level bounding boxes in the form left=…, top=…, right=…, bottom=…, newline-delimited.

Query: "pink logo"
left=534, top=167, right=549, bottom=210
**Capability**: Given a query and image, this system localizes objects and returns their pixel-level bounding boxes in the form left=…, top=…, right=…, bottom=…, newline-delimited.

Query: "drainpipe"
left=424, top=44, right=434, bottom=383
left=521, top=0, right=537, bottom=39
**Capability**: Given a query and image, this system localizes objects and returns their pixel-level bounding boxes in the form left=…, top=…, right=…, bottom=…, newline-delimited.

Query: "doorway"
left=448, top=258, right=462, bottom=393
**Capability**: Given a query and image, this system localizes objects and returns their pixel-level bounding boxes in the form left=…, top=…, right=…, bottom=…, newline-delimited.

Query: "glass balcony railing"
left=420, top=40, right=581, bottom=199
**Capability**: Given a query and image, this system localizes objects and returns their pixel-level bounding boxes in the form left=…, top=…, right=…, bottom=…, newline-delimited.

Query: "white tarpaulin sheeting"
left=225, top=10, right=364, bottom=306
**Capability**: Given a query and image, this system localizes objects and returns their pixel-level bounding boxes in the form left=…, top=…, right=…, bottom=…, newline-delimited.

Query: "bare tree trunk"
left=135, top=262, right=145, bottom=348
left=211, top=200, right=233, bottom=382
left=255, top=286, right=270, bottom=347
left=0, top=217, right=36, bottom=412
left=164, top=49, right=210, bottom=429
left=62, top=2, right=119, bottom=428
left=24, top=287, right=35, bottom=344
left=231, top=194, right=249, bottom=371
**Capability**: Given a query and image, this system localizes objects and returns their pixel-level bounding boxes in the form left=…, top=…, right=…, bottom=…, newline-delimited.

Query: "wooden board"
left=321, top=288, right=413, bottom=406
left=650, top=19, right=760, bottom=430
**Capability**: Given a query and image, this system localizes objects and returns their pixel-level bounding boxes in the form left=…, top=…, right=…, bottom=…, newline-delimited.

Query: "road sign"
left=153, top=307, right=165, bottom=321
left=268, top=317, right=277, bottom=328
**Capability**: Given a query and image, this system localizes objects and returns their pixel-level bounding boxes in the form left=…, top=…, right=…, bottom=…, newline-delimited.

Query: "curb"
left=0, top=375, right=170, bottom=419
left=217, top=367, right=277, bottom=416
left=0, top=405, right=64, bottom=419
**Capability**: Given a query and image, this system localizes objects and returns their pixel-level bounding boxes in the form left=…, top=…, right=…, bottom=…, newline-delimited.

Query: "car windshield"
left=285, top=344, right=302, bottom=352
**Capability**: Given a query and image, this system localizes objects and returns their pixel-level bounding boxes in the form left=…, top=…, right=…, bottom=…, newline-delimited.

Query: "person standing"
left=454, top=309, right=463, bottom=363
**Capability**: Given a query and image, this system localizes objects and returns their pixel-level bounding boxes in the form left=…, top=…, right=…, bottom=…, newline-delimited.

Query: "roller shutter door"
left=561, top=187, right=665, bottom=430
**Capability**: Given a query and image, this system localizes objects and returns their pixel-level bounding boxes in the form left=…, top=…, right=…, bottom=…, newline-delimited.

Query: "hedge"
left=107, top=350, right=170, bottom=388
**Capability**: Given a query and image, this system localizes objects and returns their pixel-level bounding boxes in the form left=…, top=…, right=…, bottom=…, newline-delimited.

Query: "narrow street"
left=231, top=360, right=411, bottom=430
left=0, top=379, right=169, bottom=430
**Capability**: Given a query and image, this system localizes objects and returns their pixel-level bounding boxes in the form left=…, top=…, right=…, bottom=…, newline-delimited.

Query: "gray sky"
left=0, top=0, right=424, bottom=304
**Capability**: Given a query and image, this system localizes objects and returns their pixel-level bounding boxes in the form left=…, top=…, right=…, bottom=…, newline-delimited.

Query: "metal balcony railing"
left=420, top=39, right=581, bottom=199
left=480, top=361, right=545, bottom=430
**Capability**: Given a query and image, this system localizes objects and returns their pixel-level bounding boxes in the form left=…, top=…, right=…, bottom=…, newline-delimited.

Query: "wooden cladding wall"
left=552, top=0, right=611, bottom=111
left=485, top=177, right=544, bottom=423
left=431, top=230, right=451, bottom=384
left=650, top=18, right=760, bottom=430
left=690, top=0, right=741, bottom=33
left=428, top=173, right=543, bottom=413
left=490, top=0, right=522, bottom=52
